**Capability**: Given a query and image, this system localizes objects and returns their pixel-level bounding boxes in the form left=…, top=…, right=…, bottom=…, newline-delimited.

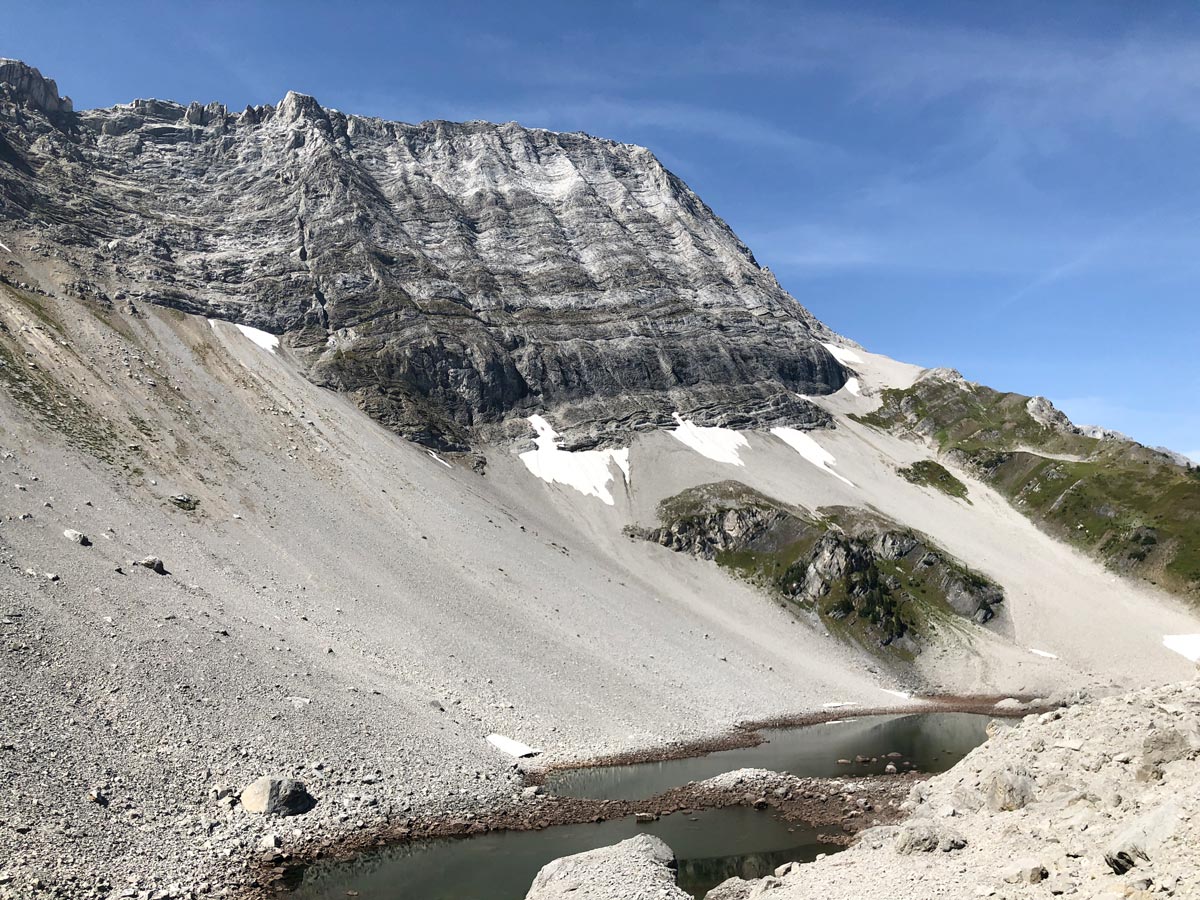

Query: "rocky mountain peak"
left=0, top=61, right=847, bottom=452
left=0, top=58, right=73, bottom=115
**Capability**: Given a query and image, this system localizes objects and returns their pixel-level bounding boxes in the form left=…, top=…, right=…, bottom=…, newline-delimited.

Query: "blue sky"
left=6, top=1, right=1198, bottom=457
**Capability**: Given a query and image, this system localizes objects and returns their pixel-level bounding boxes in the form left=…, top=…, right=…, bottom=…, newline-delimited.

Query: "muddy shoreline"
left=526, top=695, right=1039, bottom=776
left=251, top=697, right=1040, bottom=896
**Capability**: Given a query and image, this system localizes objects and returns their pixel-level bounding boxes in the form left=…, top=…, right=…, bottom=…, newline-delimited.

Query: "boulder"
left=894, top=823, right=967, bottom=854
left=1104, top=800, right=1182, bottom=874
left=63, top=529, right=91, bottom=546
left=525, top=834, right=687, bottom=899
left=1138, top=726, right=1198, bottom=780
left=986, top=770, right=1035, bottom=812
left=705, top=879, right=754, bottom=900
left=239, top=776, right=316, bottom=816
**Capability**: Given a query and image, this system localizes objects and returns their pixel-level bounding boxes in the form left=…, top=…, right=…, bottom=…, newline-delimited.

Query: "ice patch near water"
left=519, top=415, right=629, bottom=505
left=770, top=427, right=855, bottom=487
left=668, top=414, right=749, bottom=466
left=880, top=688, right=911, bottom=700
left=822, top=342, right=864, bottom=366
left=1163, top=634, right=1200, bottom=662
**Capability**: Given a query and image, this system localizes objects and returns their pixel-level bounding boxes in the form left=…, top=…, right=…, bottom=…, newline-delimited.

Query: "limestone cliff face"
left=0, top=59, right=844, bottom=450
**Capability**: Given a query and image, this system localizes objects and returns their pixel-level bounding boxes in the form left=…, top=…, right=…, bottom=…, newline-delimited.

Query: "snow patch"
left=842, top=377, right=861, bottom=396
left=209, top=318, right=280, bottom=353
left=519, top=415, right=629, bottom=505
left=0, top=239, right=11, bottom=253
left=770, top=427, right=856, bottom=487
left=1028, top=648, right=1059, bottom=659
left=822, top=342, right=864, bottom=366
left=879, top=688, right=911, bottom=700
left=486, top=734, right=540, bottom=758
left=234, top=323, right=280, bottom=352
left=822, top=701, right=854, bottom=709
left=668, top=414, right=749, bottom=466
left=426, top=450, right=452, bottom=469
left=1163, top=634, right=1200, bottom=662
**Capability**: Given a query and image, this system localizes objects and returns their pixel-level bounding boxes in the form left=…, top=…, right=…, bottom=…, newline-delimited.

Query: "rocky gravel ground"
left=703, top=679, right=1200, bottom=899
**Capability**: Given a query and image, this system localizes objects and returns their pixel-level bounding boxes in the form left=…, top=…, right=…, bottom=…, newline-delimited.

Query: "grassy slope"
left=898, top=459, right=970, bottom=502
left=854, top=376, right=1200, bottom=598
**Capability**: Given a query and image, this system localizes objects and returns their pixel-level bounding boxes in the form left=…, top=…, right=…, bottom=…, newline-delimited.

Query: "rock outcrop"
left=0, top=59, right=844, bottom=452
left=0, top=59, right=72, bottom=116
left=632, top=483, right=1003, bottom=648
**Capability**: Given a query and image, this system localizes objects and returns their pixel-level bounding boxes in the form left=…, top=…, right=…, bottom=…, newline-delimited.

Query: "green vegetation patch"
left=898, top=459, right=970, bottom=501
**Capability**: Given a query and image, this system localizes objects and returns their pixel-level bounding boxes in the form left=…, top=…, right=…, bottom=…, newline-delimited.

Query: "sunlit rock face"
left=0, top=59, right=845, bottom=450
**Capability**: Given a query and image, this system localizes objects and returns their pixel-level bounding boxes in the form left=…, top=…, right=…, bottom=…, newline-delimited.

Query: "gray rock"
left=239, top=776, right=316, bottom=816
left=704, top=878, right=754, bottom=900
left=136, top=556, right=167, bottom=575
left=1139, top=726, right=1198, bottom=779
left=1104, top=800, right=1183, bottom=874
left=1002, top=859, right=1048, bottom=884
left=0, top=59, right=72, bottom=115
left=894, top=823, right=967, bottom=854
left=63, top=529, right=90, bottom=546
left=986, top=770, right=1036, bottom=812
left=525, top=834, right=686, bottom=899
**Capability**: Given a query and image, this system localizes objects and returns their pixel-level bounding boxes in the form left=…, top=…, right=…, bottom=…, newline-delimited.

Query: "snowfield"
left=518, top=414, right=630, bottom=505
left=668, top=414, right=750, bottom=466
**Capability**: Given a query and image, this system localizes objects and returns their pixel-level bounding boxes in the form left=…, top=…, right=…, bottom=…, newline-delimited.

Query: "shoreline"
left=250, top=696, right=1040, bottom=896
left=526, top=694, right=1040, bottom=776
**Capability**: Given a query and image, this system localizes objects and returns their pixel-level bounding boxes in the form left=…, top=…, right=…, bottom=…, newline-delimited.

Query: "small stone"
left=258, top=832, right=281, bottom=850
left=137, top=556, right=167, bottom=575
left=1003, top=859, right=1048, bottom=884
left=64, top=529, right=91, bottom=546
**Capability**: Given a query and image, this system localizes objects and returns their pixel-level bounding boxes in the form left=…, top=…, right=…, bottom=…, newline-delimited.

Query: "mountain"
left=0, top=58, right=841, bottom=453
left=1, top=60, right=1198, bottom=899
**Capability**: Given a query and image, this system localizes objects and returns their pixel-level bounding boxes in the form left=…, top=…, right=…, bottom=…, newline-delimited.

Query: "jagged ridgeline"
left=629, top=482, right=1003, bottom=658
left=0, top=59, right=847, bottom=452
left=854, top=371, right=1200, bottom=598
